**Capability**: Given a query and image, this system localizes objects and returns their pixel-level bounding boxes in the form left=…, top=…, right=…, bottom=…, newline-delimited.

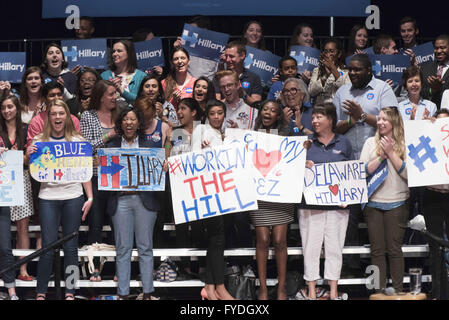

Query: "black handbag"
left=225, top=265, right=257, bottom=300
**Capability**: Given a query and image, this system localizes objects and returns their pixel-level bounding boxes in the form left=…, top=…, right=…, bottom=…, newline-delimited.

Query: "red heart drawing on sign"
left=329, top=184, right=339, bottom=196
left=252, top=149, right=282, bottom=178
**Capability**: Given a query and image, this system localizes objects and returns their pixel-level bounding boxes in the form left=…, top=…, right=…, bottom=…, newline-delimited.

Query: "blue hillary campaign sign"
left=0, top=52, right=26, bottom=83
left=134, top=38, right=165, bottom=72
left=61, top=39, right=108, bottom=70
left=370, top=54, right=411, bottom=87
left=244, top=46, right=281, bottom=87
left=362, top=160, right=388, bottom=210
left=345, top=47, right=375, bottom=66
left=289, top=46, right=321, bottom=74
left=181, top=24, right=229, bottom=62
left=399, top=42, right=434, bottom=65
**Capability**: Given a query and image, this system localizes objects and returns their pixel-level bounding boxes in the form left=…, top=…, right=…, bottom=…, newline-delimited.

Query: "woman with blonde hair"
left=360, top=107, right=409, bottom=294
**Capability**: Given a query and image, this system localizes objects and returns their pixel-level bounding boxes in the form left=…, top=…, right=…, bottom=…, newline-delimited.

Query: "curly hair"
left=114, top=106, right=145, bottom=138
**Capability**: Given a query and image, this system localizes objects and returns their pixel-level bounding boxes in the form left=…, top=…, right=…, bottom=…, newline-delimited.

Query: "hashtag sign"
left=407, top=135, right=438, bottom=172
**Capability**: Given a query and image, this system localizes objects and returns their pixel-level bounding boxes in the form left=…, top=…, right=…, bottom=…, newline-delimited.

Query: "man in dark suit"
left=421, top=35, right=449, bottom=108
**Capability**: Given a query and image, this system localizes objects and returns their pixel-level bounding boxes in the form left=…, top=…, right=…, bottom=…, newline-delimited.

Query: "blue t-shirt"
left=144, top=120, right=163, bottom=148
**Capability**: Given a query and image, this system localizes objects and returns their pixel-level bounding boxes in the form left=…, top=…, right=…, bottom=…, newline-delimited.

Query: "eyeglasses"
left=219, top=83, right=236, bottom=90
left=281, top=87, right=299, bottom=95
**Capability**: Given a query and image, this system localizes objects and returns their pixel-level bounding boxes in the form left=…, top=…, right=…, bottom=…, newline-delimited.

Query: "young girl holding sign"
left=360, top=107, right=408, bottom=294
left=191, top=99, right=235, bottom=300
left=26, top=99, right=93, bottom=300
left=298, top=103, right=354, bottom=300
left=249, top=100, right=293, bottom=300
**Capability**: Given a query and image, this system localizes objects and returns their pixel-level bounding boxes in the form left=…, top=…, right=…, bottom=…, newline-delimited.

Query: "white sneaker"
left=10, top=295, right=19, bottom=300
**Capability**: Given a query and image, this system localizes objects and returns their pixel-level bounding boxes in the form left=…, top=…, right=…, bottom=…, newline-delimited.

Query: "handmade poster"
left=0, top=151, right=24, bottom=206
left=399, top=42, right=434, bottom=65
left=244, top=46, right=281, bottom=87
left=61, top=38, right=108, bottom=70
left=29, top=142, right=92, bottom=183
left=224, top=128, right=307, bottom=203
left=303, top=160, right=368, bottom=206
left=134, top=38, right=165, bottom=71
left=168, top=142, right=258, bottom=224
left=97, top=148, right=165, bottom=191
left=289, top=45, right=321, bottom=74
left=404, top=118, right=449, bottom=187
left=0, top=52, right=26, bottom=83
left=181, top=24, right=229, bottom=62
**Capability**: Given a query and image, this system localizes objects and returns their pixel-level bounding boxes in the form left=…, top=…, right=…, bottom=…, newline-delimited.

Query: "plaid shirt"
left=80, top=110, right=108, bottom=176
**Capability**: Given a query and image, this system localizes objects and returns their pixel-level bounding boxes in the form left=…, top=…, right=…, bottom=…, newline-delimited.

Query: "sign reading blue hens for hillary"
left=29, top=142, right=93, bottom=183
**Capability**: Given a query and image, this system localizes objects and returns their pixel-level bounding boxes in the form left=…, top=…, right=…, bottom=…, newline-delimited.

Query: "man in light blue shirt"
left=334, top=54, right=399, bottom=159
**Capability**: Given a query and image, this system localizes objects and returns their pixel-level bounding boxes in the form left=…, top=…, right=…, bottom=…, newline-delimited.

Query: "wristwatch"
left=360, top=112, right=367, bottom=123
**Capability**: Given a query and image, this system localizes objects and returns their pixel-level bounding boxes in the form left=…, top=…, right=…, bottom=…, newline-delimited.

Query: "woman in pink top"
left=162, top=48, right=196, bottom=109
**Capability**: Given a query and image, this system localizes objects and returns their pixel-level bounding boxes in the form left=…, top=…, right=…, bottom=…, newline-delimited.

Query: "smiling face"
left=219, top=75, right=239, bottom=104
left=244, top=23, right=262, bottom=47
left=172, top=50, right=189, bottom=73
left=400, top=22, right=418, bottom=46
left=224, top=46, right=245, bottom=71
left=207, top=106, right=225, bottom=130
left=260, top=102, right=279, bottom=128
left=282, top=81, right=303, bottom=109
left=377, top=110, right=393, bottom=137
left=323, top=42, right=341, bottom=64
left=49, top=105, right=67, bottom=137
left=112, top=42, right=129, bottom=67
left=79, top=72, right=97, bottom=97
left=354, top=28, right=368, bottom=50
left=100, top=85, right=117, bottom=111
left=142, top=78, right=159, bottom=100
left=406, top=75, right=422, bottom=96
left=312, top=112, right=333, bottom=135
left=194, top=79, right=209, bottom=103
left=349, top=60, right=371, bottom=89
left=46, top=88, right=63, bottom=105
left=1, top=99, right=18, bottom=123
left=46, top=46, right=63, bottom=72
left=177, top=102, right=196, bottom=127
left=434, top=39, right=449, bottom=64
left=121, top=110, right=139, bottom=141
left=25, top=71, right=42, bottom=95
left=297, top=27, right=314, bottom=47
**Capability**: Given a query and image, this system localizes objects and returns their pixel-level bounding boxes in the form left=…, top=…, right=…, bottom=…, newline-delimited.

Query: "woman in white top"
left=441, top=89, right=449, bottom=109
left=26, top=100, right=93, bottom=300
left=19, top=67, right=46, bottom=124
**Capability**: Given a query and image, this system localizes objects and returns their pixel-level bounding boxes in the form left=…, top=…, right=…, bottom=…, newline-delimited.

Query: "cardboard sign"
left=97, top=148, right=165, bottom=191
left=29, top=141, right=93, bottom=183
left=0, top=151, right=24, bottom=206
left=303, top=160, right=368, bottom=206
left=289, top=45, right=321, bottom=74
left=181, top=24, right=229, bottom=62
left=224, top=129, right=307, bottom=203
left=134, top=38, right=165, bottom=71
left=404, top=118, right=449, bottom=187
left=61, top=38, right=108, bottom=70
left=370, top=54, right=411, bottom=87
left=0, top=52, right=26, bottom=83
left=399, top=42, right=434, bottom=65
left=168, top=142, right=258, bottom=224
left=244, top=46, right=281, bottom=87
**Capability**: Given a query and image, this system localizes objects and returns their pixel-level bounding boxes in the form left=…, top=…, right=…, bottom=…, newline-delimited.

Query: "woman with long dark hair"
left=241, top=20, right=266, bottom=51
left=346, top=25, right=369, bottom=56
left=192, top=76, right=214, bottom=121
left=67, top=67, right=101, bottom=118
left=19, top=66, right=45, bottom=124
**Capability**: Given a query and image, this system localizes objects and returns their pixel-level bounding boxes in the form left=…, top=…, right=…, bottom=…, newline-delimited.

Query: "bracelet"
left=103, top=134, right=109, bottom=142
left=377, top=156, right=382, bottom=163
left=164, top=144, right=172, bottom=149
left=429, top=88, right=432, bottom=96
left=87, top=198, right=93, bottom=202
left=347, top=118, right=351, bottom=125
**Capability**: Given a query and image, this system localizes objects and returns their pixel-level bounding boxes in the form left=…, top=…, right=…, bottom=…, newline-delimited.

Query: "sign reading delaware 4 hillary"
left=61, top=39, right=107, bottom=70
left=244, top=46, right=281, bottom=87
left=404, top=118, right=449, bottom=187
left=168, top=142, right=258, bottom=225
left=0, top=151, right=24, bottom=206
left=0, top=52, right=26, bottom=83
left=399, top=42, right=435, bottom=65
left=97, top=148, right=165, bottom=191
left=224, top=129, right=307, bottom=203
left=289, top=46, right=321, bottom=74
left=370, top=54, right=410, bottom=87
left=29, top=142, right=93, bottom=183
left=134, top=38, right=165, bottom=71
left=303, top=160, right=368, bottom=206
left=181, top=24, right=229, bottom=62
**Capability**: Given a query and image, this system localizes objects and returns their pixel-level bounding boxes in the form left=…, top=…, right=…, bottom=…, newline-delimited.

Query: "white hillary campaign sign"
left=289, top=46, right=321, bottom=74
left=134, top=38, right=165, bottom=71
left=0, top=52, right=26, bottom=83
left=62, top=38, right=108, bottom=70
left=404, top=118, right=449, bottom=187
left=244, top=47, right=281, bottom=87
left=181, top=24, right=229, bottom=62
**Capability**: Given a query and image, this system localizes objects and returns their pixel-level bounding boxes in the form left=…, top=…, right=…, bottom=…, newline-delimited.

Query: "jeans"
left=112, top=195, right=157, bottom=296
left=36, top=196, right=84, bottom=294
left=0, top=207, right=15, bottom=288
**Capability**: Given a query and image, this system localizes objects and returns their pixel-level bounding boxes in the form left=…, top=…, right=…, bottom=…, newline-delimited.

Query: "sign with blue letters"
left=244, top=47, right=281, bottom=87
left=289, top=46, right=321, bottom=74
left=134, top=38, right=165, bottom=71
left=399, top=42, right=434, bottom=65
left=370, top=54, right=410, bottom=87
left=0, top=151, right=24, bottom=206
left=61, top=39, right=108, bottom=70
left=181, top=24, right=229, bottom=62
left=0, top=52, right=26, bottom=83
left=362, top=160, right=388, bottom=210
